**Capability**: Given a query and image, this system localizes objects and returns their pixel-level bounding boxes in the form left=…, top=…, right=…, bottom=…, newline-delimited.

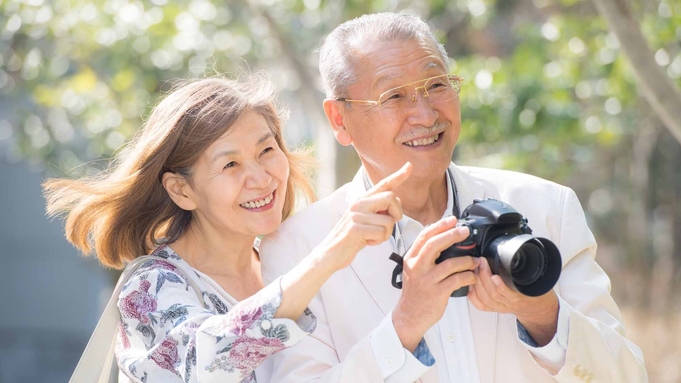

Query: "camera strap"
left=362, top=167, right=460, bottom=290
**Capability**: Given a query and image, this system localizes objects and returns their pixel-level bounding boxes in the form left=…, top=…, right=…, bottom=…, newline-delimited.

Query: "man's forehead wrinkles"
left=374, top=51, right=437, bottom=72
left=373, top=69, right=403, bottom=89
left=371, top=55, right=444, bottom=92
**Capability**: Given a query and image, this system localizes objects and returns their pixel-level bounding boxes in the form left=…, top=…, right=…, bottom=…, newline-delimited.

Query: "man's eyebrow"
left=424, top=61, right=446, bottom=71
left=374, top=73, right=404, bottom=91
left=211, top=131, right=274, bottom=163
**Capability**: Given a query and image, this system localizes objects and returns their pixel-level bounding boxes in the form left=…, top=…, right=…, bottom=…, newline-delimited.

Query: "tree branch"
left=254, top=6, right=361, bottom=193
left=592, top=0, right=681, bottom=145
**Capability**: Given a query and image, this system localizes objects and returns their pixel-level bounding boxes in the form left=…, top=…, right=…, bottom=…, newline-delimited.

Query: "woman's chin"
left=255, top=218, right=283, bottom=237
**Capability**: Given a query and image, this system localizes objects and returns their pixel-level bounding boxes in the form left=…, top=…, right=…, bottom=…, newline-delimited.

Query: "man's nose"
left=409, top=87, right=429, bottom=104
left=406, top=89, right=438, bottom=126
left=245, top=162, right=272, bottom=189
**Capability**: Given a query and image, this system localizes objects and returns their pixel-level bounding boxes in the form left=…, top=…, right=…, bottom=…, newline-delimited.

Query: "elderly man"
left=259, top=12, right=647, bottom=383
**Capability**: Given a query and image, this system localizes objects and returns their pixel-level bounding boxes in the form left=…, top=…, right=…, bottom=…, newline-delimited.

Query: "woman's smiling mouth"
left=240, top=191, right=275, bottom=210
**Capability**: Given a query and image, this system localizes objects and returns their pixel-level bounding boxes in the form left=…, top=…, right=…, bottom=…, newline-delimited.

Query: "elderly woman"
left=44, top=73, right=411, bottom=382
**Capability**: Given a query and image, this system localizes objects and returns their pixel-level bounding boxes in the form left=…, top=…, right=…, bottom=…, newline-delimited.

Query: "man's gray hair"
left=319, top=12, right=449, bottom=99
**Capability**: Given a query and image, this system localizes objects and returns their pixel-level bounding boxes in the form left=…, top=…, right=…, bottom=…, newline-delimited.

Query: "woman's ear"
left=323, top=99, right=353, bottom=146
left=162, top=172, right=197, bottom=211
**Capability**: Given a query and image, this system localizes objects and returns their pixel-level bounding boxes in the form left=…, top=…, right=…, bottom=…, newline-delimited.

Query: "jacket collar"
left=345, top=162, right=487, bottom=212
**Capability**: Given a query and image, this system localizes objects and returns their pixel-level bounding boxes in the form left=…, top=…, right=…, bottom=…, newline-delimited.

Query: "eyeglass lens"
left=378, top=75, right=460, bottom=108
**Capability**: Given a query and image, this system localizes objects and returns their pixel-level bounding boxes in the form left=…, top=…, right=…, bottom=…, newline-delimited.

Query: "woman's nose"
left=245, top=163, right=272, bottom=189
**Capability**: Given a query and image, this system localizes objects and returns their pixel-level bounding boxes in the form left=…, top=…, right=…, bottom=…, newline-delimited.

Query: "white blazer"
left=259, top=164, right=647, bottom=383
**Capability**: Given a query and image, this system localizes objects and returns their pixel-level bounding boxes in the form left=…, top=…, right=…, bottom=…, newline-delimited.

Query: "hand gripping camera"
left=438, top=198, right=562, bottom=298
left=389, top=198, right=562, bottom=297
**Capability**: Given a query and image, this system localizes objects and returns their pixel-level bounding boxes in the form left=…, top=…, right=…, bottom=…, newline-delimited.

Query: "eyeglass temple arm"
left=334, top=98, right=379, bottom=105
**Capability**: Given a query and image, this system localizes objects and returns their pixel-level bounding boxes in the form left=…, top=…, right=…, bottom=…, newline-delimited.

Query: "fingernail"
left=492, top=276, right=502, bottom=286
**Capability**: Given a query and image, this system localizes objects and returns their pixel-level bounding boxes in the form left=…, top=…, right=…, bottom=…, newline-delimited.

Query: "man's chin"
left=408, top=160, right=451, bottom=178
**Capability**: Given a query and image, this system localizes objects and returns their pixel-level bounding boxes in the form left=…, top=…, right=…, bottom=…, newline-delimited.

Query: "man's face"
left=332, top=38, right=461, bottom=183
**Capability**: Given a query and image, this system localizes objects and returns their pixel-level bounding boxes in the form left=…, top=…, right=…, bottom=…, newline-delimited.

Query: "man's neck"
left=398, top=173, right=449, bottom=226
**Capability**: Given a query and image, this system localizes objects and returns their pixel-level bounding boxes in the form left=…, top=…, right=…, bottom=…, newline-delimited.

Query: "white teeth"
left=241, top=193, right=273, bottom=209
left=405, top=134, right=439, bottom=147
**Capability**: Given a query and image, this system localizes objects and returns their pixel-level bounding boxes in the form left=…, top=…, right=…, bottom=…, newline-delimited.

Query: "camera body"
left=437, top=198, right=562, bottom=298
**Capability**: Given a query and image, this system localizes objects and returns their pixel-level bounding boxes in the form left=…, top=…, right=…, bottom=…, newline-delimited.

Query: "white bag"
left=69, top=255, right=203, bottom=383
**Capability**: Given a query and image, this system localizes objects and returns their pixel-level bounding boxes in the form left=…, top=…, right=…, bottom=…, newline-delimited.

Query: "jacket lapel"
left=345, top=169, right=403, bottom=316
left=449, top=163, right=486, bottom=216
left=349, top=241, right=403, bottom=316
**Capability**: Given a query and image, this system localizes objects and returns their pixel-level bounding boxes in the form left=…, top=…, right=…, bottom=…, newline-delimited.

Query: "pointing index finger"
left=368, top=162, right=413, bottom=195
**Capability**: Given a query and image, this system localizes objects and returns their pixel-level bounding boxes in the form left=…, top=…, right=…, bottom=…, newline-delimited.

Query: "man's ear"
left=161, top=172, right=197, bottom=211
left=323, top=99, right=353, bottom=146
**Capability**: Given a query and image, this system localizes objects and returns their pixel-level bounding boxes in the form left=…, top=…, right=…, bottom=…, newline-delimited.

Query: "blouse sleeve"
left=115, top=259, right=316, bottom=383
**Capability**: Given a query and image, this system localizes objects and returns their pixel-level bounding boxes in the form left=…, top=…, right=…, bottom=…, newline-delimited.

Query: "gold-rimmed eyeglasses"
left=336, top=74, right=463, bottom=110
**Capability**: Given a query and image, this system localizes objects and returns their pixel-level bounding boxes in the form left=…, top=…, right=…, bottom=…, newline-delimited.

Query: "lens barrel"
left=487, top=234, right=562, bottom=296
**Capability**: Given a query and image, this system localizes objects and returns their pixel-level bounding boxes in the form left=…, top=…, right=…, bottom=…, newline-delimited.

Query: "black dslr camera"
left=437, top=198, right=562, bottom=298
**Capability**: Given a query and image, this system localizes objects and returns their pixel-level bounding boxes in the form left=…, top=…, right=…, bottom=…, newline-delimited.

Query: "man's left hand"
left=467, top=257, right=559, bottom=347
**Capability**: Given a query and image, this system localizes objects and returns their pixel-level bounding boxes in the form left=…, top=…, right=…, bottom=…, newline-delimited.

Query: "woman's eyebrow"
left=211, top=132, right=274, bottom=163
left=257, top=131, right=274, bottom=144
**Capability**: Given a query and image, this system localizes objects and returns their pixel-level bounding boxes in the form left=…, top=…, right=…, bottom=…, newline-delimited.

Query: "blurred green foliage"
left=1, top=0, right=679, bottom=176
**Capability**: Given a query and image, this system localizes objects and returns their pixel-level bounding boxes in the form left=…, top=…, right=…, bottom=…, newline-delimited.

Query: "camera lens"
left=488, top=234, right=561, bottom=296
left=511, top=241, right=546, bottom=286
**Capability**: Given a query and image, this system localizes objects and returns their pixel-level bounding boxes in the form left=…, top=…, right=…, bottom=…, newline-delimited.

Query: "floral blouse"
left=115, top=245, right=316, bottom=383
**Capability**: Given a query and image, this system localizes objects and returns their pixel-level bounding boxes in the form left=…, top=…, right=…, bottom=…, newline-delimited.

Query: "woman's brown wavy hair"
left=43, top=73, right=316, bottom=269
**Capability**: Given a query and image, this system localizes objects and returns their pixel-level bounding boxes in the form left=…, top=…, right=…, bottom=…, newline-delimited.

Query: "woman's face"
left=186, top=110, right=290, bottom=239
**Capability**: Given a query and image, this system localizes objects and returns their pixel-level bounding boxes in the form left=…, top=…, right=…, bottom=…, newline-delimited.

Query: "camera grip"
left=451, top=286, right=469, bottom=297
left=437, top=242, right=476, bottom=298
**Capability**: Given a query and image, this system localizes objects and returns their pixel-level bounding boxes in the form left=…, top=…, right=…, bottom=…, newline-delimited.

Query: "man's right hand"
left=277, top=163, right=411, bottom=322
left=392, top=217, right=480, bottom=352
left=319, top=162, right=412, bottom=271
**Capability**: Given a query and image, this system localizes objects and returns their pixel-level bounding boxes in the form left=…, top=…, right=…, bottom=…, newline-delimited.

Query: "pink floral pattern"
left=118, top=322, right=131, bottom=349
left=228, top=337, right=285, bottom=373
left=144, top=259, right=179, bottom=273
left=226, top=306, right=262, bottom=336
left=150, top=338, right=181, bottom=375
left=120, top=286, right=157, bottom=325
left=115, top=247, right=316, bottom=383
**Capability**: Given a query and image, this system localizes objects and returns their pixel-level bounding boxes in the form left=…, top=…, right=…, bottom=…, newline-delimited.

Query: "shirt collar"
left=360, top=167, right=456, bottom=251
left=360, top=168, right=454, bottom=220
left=397, top=170, right=455, bottom=248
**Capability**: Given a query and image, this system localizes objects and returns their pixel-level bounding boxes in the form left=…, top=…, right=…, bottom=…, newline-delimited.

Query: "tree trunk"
left=257, top=7, right=361, bottom=196
left=592, top=0, right=681, bottom=145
